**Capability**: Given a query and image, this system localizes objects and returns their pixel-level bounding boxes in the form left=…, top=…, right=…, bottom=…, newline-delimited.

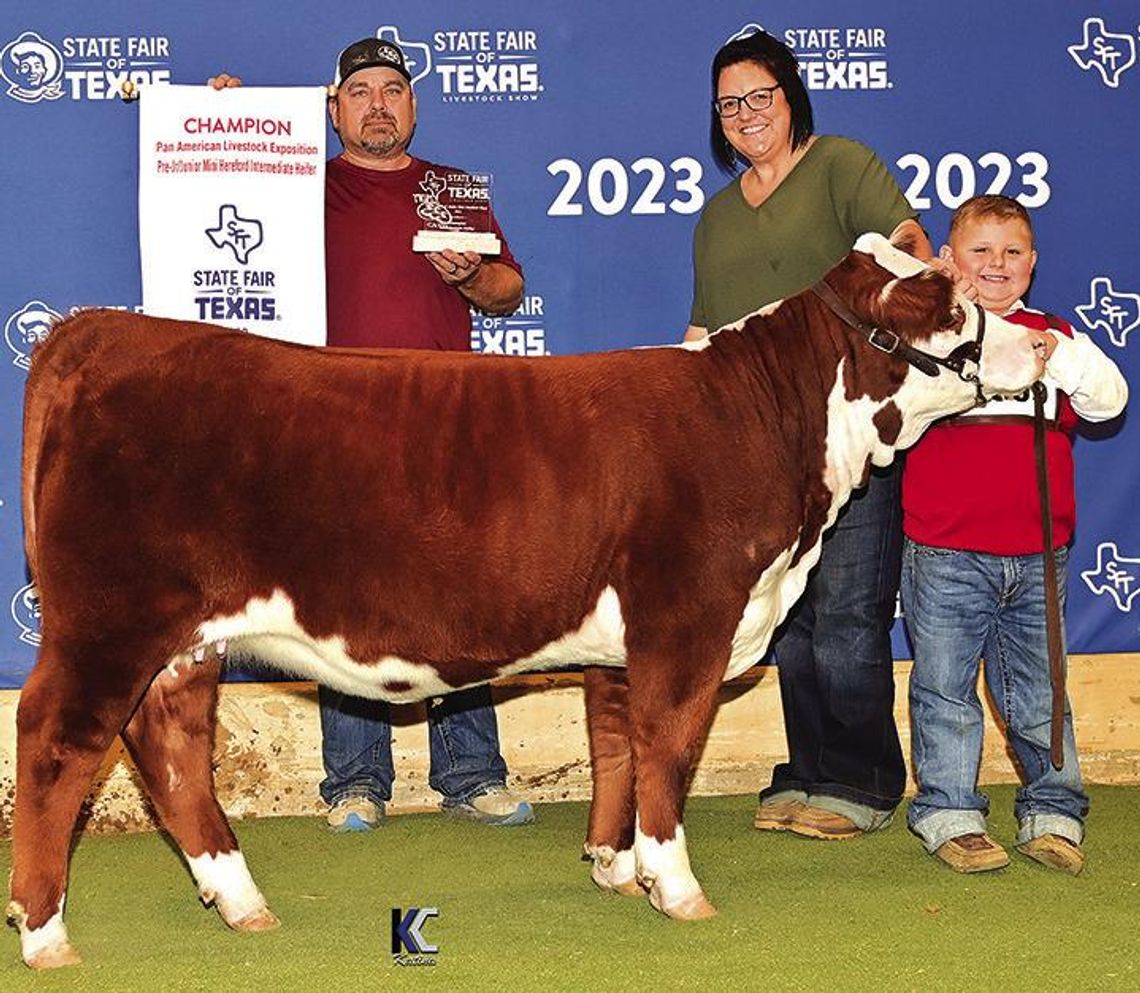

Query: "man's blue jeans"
left=318, top=684, right=508, bottom=807
left=901, top=540, right=1088, bottom=851
left=760, top=463, right=906, bottom=825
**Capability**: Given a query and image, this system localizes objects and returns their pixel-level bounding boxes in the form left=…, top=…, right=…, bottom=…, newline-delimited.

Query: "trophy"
left=412, top=169, right=501, bottom=255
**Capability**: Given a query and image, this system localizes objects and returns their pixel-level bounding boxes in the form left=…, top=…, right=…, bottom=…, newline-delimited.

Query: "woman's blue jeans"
left=761, top=463, right=906, bottom=822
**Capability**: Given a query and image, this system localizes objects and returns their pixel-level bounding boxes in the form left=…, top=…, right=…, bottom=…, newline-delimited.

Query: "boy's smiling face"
left=942, top=215, right=1038, bottom=315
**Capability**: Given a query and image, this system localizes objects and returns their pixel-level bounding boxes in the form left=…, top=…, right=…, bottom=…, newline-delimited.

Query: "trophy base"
left=412, top=230, right=501, bottom=255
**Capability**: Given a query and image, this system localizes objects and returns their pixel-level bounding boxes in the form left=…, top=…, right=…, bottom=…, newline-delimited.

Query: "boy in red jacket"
left=901, top=196, right=1128, bottom=874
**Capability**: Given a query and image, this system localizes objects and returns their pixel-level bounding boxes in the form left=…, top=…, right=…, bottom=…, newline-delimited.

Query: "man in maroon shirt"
left=210, top=37, right=530, bottom=832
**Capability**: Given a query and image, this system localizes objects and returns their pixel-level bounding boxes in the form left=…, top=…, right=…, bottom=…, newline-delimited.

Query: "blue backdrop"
left=2, top=1, right=1138, bottom=686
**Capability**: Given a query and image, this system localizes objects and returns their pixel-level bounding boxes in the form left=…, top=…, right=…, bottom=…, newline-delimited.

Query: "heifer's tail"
left=21, top=309, right=109, bottom=575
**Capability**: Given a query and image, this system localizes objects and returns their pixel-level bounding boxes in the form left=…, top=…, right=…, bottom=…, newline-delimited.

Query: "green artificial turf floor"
left=2, top=786, right=1137, bottom=992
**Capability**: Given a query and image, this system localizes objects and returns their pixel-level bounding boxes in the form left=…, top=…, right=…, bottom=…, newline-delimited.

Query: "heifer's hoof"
left=591, top=864, right=645, bottom=898
left=25, top=941, right=82, bottom=970
left=587, top=846, right=642, bottom=897
left=647, top=885, right=718, bottom=921
left=225, top=906, right=281, bottom=932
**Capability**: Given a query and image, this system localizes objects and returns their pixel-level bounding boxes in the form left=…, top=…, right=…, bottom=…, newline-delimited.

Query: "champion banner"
left=138, top=84, right=327, bottom=344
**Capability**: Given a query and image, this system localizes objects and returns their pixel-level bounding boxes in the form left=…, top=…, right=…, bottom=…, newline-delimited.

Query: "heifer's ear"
left=871, top=268, right=957, bottom=342
left=887, top=219, right=929, bottom=258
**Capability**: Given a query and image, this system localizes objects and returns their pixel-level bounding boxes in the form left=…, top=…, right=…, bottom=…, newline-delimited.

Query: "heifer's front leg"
left=121, top=656, right=278, bottom=933
left=626, top=641, right=727, bottom=921
left=8, top=644, right=153, bottom=969
left=582, top=667, right=640, bottom=897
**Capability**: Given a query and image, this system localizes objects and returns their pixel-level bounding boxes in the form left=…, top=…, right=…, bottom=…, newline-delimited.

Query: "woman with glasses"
left=684, top=29, right=931, bottom=842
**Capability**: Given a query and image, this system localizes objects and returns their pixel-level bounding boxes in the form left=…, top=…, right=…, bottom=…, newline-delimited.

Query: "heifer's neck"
left=727, top=294, right=952, bottom=537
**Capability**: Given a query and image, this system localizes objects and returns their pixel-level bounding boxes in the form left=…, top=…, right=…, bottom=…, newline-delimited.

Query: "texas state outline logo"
left=206, top=205, right=264, bottom=265
left=1075, top=277, right=1140, bottom=348
left=1067, top=17, right=1136, bottom=88
left=375, top=26, right=432, bottom=86
left=1080, top=542, right=1140, bottom=612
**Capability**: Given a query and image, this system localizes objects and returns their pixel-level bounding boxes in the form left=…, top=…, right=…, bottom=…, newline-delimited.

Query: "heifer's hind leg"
left=625, top=632, right=731, bottom=921
left=8, top=642, right=154, bottom=969
left=582, top=667, right=641, bottom=896
left=120, top=656, right=278, bottom=933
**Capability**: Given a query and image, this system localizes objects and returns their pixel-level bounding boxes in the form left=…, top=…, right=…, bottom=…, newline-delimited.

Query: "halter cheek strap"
left=808, top=279, right=987, bottom=405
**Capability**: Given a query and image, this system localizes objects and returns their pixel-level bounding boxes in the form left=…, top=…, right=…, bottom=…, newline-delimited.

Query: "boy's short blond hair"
left=948, top=195, right=1035, bottom=245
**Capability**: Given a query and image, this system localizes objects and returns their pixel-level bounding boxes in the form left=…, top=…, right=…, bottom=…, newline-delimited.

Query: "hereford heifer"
left=8, top=234, right=1044, bottom=967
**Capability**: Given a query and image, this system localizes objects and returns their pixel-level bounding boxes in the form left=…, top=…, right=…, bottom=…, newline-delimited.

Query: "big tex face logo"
left=1068, top=17, right=1136, bottom=88
left=10, top=582, right=41, bottom=648
left=5, top=299, right=60, bottom=369
left=1, top=32, right=64, bottom=102
left=372, top=24, right=543, bottom=104
left=1, top=28, right=171, bottom=102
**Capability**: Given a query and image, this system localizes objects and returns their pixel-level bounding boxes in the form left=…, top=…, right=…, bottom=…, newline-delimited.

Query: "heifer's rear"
left=8, top=234, right=1043, bottom=968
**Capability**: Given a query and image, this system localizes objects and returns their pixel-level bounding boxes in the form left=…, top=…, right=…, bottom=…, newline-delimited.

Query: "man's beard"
left=360, top=115, right=402, bottom=156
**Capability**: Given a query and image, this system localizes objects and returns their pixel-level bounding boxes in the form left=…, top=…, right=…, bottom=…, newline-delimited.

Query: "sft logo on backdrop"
left=729, top=21, right=891, bottom=90
left=1068, top=17, right=1136, bottom=88
left=1075, top=277, right=1140, bottom=348
left=195, top=205, right=277, bottom=322
left=5, top=300, right=60, bottom=369
left=1, top=29, right=171, bottom=102
left=373, top=24, right=542, bottom=104
left=1081, top=542, right=1140, bottom=612
left=471, top=295, right=547, bottom=356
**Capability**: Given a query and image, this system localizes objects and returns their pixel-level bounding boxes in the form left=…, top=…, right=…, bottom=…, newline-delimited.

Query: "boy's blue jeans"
left=318, top=684, right=508, bottom=807
left=901, top=540, right=1088, bottom=851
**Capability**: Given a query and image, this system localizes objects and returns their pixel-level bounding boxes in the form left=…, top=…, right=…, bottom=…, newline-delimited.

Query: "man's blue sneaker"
left=441, top=786, right=535, bottom=826
left=326, top=796, right=384, bottom=832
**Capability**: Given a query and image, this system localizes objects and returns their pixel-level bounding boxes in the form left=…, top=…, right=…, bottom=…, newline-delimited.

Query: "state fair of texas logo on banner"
left=139, top=84, right=327, bottom=345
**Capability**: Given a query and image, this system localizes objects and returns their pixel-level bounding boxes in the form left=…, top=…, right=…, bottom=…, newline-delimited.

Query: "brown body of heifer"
left=8, top=235, right=1043, bottom=967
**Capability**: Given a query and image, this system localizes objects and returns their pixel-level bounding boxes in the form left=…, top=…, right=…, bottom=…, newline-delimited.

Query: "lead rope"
left=1031, top=328, right=1065, bottom=770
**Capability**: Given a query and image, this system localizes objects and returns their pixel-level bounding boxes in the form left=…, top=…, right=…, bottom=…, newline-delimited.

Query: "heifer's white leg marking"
left=185, top=850, right=279, bottom=931
left=584, top=843, right=641, bottom=897
left=634, top=820, right=715, bottom=920
left=8, top=895, right=80, bottom=969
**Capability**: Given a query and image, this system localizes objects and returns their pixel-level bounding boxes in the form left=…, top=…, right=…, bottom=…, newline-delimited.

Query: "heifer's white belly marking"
left=195, top=591, right=452, bottom=703
left=497, top=585, right=627, bottom=677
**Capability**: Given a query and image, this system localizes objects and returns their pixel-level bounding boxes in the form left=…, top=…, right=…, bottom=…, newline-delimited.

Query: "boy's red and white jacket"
left=902, top=305, right=1128, bottom=555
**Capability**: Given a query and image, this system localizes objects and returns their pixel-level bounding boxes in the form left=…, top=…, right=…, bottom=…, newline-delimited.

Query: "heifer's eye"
left=942, top=305, right=966, bottom=330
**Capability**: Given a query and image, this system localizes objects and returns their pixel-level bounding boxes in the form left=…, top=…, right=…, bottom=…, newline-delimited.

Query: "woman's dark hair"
left=710, top=30, right=814, bottom=173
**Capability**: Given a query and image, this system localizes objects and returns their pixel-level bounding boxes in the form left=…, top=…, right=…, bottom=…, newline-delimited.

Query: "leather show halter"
left=810, top=280, right=1067, bottom=770
left=809, top=278, right=988, bottom=406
